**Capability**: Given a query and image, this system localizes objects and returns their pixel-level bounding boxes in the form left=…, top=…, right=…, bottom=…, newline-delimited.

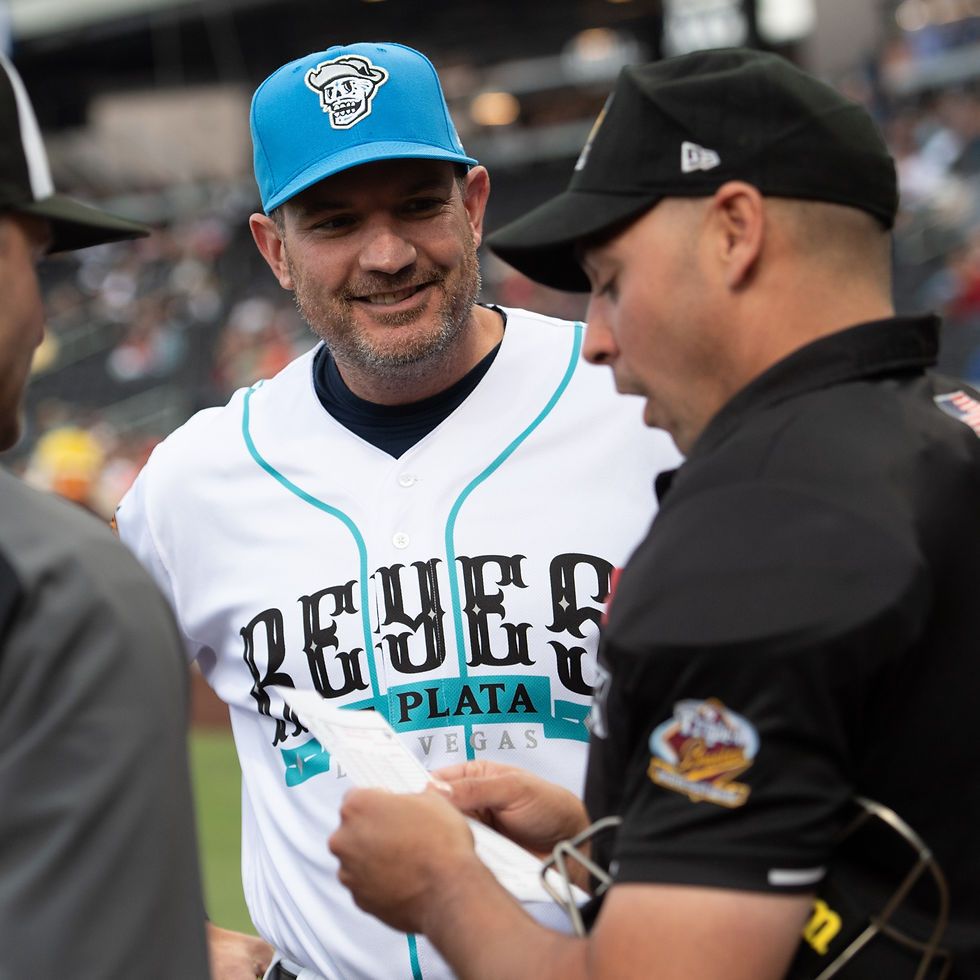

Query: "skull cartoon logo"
left=305, top=55, right=389, bottom=129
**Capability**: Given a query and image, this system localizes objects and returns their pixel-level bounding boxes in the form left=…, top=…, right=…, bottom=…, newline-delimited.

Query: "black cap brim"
left=487, top=188, right=659, bottom=292
left=19, top=193, right=150, bottom=253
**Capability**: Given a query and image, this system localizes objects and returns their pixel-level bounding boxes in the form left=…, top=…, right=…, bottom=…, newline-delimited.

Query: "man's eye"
left=311, top=215, right=355, bottom=233
left=596, top=277, right=618, bottom=300
left=404, top=197, right=446, bottom=216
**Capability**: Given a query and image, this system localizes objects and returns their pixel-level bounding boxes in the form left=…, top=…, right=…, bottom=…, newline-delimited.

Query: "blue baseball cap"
left=251, top=41, right=478, bottom=214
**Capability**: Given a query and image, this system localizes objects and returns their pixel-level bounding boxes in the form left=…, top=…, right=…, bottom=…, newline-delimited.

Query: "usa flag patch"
left=934, top=391, right=980, bottom=436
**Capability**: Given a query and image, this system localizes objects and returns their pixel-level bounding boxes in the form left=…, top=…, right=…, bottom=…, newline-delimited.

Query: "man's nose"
left=582, top=300, right=615, bottom=365
left=359, top=223, right=417, bottom=275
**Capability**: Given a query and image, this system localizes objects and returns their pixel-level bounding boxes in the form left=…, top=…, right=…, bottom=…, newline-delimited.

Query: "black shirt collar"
left=690, top=315, right=940, bottom=461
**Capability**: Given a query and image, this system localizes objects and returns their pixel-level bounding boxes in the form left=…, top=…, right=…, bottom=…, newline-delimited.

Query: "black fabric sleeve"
left=586, top=481, right=930, bottom=895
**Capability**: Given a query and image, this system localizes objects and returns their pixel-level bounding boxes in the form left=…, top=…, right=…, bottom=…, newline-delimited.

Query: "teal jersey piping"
left=443, top=322, right=584, bottom=761
left=243, top=324, right=582, bottom=979
left=241, top=382, right=381, bottom=705
left=407, top=934, right=423, bottom=980
left=243, top=382, right=421, bottom=977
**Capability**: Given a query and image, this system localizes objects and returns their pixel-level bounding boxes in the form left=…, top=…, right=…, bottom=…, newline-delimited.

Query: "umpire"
left=0, top=53, right=209, bottom=977
left=330, top=48, right=980, bottom=979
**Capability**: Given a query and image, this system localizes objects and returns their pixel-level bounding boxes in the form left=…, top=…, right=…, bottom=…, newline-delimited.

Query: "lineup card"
left=275, top=687, right=588, bottom=907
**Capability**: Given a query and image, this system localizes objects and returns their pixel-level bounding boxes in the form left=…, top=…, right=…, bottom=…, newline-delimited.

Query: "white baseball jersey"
left=116, top=308, right=681, bottom=979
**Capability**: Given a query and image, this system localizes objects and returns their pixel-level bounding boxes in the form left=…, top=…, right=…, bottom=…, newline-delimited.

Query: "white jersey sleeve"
left=117, top=405, right=227, bottom=664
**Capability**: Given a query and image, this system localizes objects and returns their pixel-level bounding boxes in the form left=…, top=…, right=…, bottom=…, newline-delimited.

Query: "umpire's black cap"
left=0, top=52, right=148, bottom=253
left=487, top=48, right=898, bottom=293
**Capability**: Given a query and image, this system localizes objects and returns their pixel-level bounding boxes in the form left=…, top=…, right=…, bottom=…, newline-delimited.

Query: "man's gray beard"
left=291, top=255, right=482, bottom=384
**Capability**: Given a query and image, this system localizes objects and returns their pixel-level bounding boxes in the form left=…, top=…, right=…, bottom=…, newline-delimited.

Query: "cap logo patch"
left=934, top=391, right=980, bottom=436
left=681, top=140, right=721, bottom=173
left=648, top=698, right=758, bottom=808
left=305, top=55, right=389, bottom=129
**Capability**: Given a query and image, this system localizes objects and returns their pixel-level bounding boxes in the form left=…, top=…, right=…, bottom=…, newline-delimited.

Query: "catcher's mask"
left=540, top=798, right=951, bottom=980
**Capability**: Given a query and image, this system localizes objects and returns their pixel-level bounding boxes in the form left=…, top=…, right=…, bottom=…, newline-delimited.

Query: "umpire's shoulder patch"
left=647, top=698, right=758, bottom=809
left=934, top=390, right=980, bottom=436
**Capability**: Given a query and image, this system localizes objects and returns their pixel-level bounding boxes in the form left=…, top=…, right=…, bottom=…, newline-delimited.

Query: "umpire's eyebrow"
left=577, top=251, right=597, bottom=289
left=577, top=247, right=611, bottom=288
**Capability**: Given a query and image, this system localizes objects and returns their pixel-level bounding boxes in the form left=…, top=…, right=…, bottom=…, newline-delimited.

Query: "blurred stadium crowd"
left=4, top=6, right=980, bottom=521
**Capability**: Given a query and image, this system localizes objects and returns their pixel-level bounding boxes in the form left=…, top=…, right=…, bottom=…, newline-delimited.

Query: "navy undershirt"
left=312, top=307, right=506, bottom=458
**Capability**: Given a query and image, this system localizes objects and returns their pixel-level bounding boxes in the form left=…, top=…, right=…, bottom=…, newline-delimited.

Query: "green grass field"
left=189, top=729, right=257, bottom=935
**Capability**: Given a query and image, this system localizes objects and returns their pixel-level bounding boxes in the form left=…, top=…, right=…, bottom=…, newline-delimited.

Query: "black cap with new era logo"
left=488, top=47, right=899, bottom=292
left=1, top=53, right=148, bottom=252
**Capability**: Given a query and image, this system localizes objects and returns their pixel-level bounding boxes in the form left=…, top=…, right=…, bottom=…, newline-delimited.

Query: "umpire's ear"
left=707, top=180, right=765, bottom=292
left=250, top=211, right=294, bottom=289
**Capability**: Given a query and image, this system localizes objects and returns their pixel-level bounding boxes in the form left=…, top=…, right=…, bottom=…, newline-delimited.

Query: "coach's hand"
left=206, top=922, right=274, bottom=979
left=330, top=786, right=487, bottom=934
left=434, top=760, right=589, bottom=859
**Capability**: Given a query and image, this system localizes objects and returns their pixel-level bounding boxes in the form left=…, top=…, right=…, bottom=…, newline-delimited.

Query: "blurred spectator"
left=25, top=424, right=106, bottom=515
left=938, top=87, right=980, bottom=178
left=888, top=108, right=952, bottom=209
left=107, top=295, right=187, bottom=381
left=947, top=231, right=980, bottom=320
left=7, top=37, right=980, bottom=518
left=211, top=295, right=307, bottom=395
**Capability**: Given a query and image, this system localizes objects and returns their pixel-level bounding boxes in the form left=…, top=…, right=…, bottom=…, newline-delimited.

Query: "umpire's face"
left=580, top=194, right=736, bottom=454
left=0, top=213, right=50, bottom=451
left=249, top=158, right=490, bottom=383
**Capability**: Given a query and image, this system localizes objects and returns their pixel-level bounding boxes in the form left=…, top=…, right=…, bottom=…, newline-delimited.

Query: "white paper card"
left=275, top=687, right=589, bottom=907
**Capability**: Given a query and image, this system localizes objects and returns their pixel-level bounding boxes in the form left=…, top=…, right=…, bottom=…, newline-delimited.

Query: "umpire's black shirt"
left=586, top=316, right=980, bottom=978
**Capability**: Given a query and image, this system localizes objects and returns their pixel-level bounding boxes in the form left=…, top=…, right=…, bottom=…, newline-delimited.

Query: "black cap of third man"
left=487, top=47, right=899, bottom=293
left=0, top=52, right=148, bottom=253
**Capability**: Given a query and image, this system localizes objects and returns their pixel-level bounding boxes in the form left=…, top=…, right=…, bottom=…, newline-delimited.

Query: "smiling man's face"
left=271, top=158, right=486, bottom=383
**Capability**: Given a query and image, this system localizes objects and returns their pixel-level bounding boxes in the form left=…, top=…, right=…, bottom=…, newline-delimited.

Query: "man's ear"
left=708, top=181, right=765, bottom=291
left=249, top=212, right=294, bottom=289
left=462, top=166, right=491, bottom=247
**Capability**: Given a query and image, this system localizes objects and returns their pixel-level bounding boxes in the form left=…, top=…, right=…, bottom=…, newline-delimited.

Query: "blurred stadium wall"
left=2, top=0, right=978, bottom=522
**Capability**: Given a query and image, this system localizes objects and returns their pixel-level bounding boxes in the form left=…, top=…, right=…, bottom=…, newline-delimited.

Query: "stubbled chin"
left=356, top=314, right=450, bottom=361
left=354, top=307, right=430, bottom=332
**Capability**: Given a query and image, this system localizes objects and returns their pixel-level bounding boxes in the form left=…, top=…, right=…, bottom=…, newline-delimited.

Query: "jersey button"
left=397, top=474, right=417, bottom=488
left=392, top=532, right=410, bottom=549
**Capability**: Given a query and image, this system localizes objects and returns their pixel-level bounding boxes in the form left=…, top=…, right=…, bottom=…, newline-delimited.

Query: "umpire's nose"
left=583, top=297, right=617, bottom=366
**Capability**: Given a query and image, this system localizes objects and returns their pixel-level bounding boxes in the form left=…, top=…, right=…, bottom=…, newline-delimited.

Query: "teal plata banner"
left=281, top=675, right=589, bottom=786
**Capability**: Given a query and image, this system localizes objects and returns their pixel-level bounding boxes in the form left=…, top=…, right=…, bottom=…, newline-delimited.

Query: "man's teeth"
left=365, top=286, right=421, bottom=305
